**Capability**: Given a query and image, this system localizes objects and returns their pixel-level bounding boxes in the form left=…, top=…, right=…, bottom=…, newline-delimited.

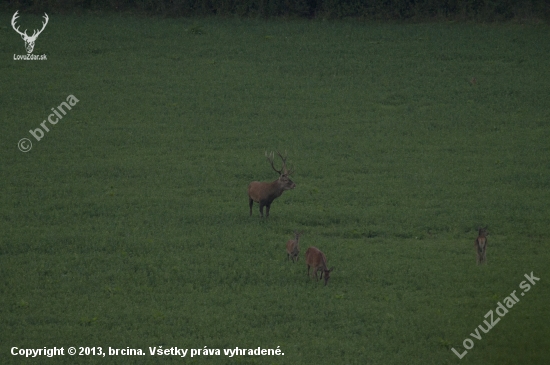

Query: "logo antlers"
left=11, top=11, right=49, bottom=54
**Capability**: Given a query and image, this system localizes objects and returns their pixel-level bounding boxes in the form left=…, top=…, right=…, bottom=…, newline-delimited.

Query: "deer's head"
left=266, top=151, right=296, bottom=191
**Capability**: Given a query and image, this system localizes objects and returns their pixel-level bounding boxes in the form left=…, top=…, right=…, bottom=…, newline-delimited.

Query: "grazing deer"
left=11, top=11, right=49, bottom=54
left=474, top=227, right=488, bottom=265
left=286, top=231, right=302, bottom=263
left=305, top=246, right=334, bottom=286
left=248, top=151, right=295, bottom=218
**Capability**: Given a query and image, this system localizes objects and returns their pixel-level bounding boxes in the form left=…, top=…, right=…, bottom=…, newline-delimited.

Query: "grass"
left=1, top=13, right=550, bottom=364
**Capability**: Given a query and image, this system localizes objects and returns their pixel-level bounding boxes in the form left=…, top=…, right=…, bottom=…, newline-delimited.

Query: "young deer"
left=305, top=246, right=334, bottom=286
left=248, top=151, right=295, bottom=218
left=474, top=227, right=488, bottom=265
left=286, top=231, right=302, bottom=263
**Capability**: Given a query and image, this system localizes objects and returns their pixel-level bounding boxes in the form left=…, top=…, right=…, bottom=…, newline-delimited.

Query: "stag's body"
left=286, top=231, right=302, bottom=263
left=475, top=228, right=488, bottom=265
left=11, top=11, right=49, bottom=54
left=248, top=151, right=295, bottom=218
left=305, top=246, right=333, bottom=285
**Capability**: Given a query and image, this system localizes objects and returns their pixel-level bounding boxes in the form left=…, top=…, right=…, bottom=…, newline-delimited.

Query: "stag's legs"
left=249, top=198, right=254, bottom=216
left=259, top=203, right=265, bottom=218
left=265, top=204, right=271, bottom=218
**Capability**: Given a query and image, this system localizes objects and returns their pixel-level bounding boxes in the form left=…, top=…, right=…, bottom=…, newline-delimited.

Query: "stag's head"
left=266, top=151, right=296, bottom=191
left=11, top=11, right=49, bottom=54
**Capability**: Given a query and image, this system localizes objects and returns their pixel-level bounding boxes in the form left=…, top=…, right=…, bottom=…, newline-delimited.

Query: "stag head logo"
left=11, top=11, right=49, bottom=54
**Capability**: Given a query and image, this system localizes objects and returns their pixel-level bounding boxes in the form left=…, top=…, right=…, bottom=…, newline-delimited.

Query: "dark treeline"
left=3, top=0, right=550, bottom=20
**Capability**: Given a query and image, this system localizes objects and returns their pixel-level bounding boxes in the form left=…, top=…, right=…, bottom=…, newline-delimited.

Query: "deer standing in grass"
left=305, top=247, right=334, bottom=286
left=286, top=231, right=302, bottom=263
left=475, top=227, right=488, bottom=265
left=248, top=151, right=295, bottom=218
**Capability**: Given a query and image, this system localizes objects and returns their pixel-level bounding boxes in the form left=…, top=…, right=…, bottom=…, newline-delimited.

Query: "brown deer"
left=286, top=231, right=302, bottom=263
left=474, top=227, right=488, bottom=265
left=305, top=246, right=334, bottom=286
left=248, top=151, right=295, bottom=218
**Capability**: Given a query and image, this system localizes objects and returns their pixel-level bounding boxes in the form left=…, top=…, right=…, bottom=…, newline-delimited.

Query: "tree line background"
left=3, top=0, right=549, bottom=21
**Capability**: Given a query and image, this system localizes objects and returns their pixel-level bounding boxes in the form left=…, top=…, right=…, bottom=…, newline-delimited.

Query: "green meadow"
left=1, top=14, right=550, bottom=364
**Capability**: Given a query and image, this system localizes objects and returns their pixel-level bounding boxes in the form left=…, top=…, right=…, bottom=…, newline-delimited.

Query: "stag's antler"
left=32, top=13, right=49, bottom=39
left=265, top=151, right=293, bottom=175
left=265, top=151, right=282, bottom=175
left=276, top=151, right=293, bottom=175
left=11, top=11, right=27, bottom=38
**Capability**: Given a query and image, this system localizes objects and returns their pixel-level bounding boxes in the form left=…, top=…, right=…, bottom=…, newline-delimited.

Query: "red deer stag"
left=286, top=231, right=302, bottom=263
left=305, top=246, right=334, bottom=286
left=248, top=151, right=295, bottom=218
left=474, top=227, right=488, bottom=265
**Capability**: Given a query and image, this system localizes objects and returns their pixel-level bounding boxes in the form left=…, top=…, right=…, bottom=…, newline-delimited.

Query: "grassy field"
left=1, top=13, right=550, bottom=364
